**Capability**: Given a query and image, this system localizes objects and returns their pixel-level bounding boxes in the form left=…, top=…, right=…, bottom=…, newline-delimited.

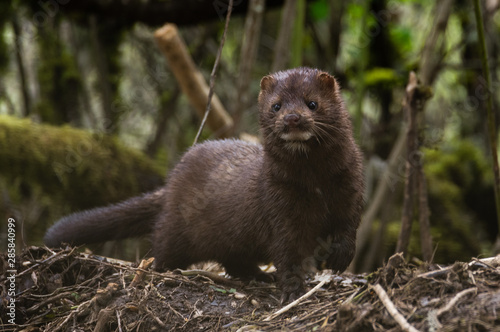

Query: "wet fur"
left=44, top=67, right=364, bottom=302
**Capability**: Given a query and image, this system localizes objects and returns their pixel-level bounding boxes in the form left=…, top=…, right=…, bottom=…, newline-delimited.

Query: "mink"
left=44, top=67, right=364, bottom=302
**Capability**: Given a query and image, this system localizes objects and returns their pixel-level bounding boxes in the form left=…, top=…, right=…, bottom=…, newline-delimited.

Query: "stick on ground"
left=264, top=278, right=328, bottom=321
left=370, top=284, right=420, bottom=332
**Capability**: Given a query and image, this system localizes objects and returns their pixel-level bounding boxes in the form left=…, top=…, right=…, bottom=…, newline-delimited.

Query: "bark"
left=146, top=88, right=180, bottom=157
left=419, top=0, right=454, bottom=85
left=12, top=16, right=31, bottom=117
left=395, top=72, right=419, bottom=255
left=395, top=72, right=432, bottom=257
left=271, top=0, right=296, bottom=72
left=329, top=0, right=345, bottom=73
left=232, top=0, right=266, bottom=134
left=89, top=16, right=116, bottom=134
left=418, top=167, right=433, bottom=261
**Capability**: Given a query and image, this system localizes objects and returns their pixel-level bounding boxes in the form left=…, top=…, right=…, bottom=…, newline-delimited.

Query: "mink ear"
left=318, top=72, right=338, bottom=91
left=260, top=75, right=276, bottom=91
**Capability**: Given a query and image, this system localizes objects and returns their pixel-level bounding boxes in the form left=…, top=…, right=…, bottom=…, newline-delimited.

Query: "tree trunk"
left=232, top=0, right=266, bottom=134
left=89, top=16, right=116, bottom=134
left=271, top=0, right=296, bottom=72
left=12, top=15, right=31, bottom=117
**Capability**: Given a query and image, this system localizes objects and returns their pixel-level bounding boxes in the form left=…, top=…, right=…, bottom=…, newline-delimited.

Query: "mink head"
left=258, top=67, right=352, bottom=154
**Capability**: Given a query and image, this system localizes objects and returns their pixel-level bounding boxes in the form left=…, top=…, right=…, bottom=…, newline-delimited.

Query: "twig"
left=427, top=287, right=477, bottom=331
left=154, top=25, right=233, bottom=137
left=436, top=287, right=477, bottom=316
left=418, top=255, right=500, bottom=279
left=370, top=284, right=420, bottom=332
left=26, top=291, right=76, bottom=313
left=79, top=255, right=189, bottom=284
left=396, top=72, right=418, bottom=256
left=264, top=278, right=328, bottom=321
left=144, top=305, right=167, bottom=328
left=116, top=309, right=123, bottom=332
left=417, top=267, right=451, bottom=279
left=50, top=310, right=77, bottom=332
left=193, top=0, right=234, bottom=145
left=167, top=302, right=186, bottom=321
left=129, top=257, right=155, bottom=287
left=14, top=247, right=76, bottom=279
left=470, top=255, right=500, bottom=267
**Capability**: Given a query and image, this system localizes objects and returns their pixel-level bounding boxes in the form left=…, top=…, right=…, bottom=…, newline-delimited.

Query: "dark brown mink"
left=44, top=67, right=364, bottom=302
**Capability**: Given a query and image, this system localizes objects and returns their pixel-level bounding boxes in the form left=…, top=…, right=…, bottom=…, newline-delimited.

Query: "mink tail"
left=44, top=188, right=165, bottom=247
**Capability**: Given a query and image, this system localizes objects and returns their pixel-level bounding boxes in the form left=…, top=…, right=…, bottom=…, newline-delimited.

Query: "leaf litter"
left=1, top=247, right=499, bottom=331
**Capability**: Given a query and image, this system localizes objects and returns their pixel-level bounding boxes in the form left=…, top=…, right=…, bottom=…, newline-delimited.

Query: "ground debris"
left=1, top=248, right=500, bottom=331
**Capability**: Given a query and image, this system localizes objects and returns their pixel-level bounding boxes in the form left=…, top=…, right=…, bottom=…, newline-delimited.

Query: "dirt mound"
left=1, top=247, right=499, bottom=331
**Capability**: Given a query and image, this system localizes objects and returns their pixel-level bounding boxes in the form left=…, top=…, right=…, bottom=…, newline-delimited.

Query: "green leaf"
left=209, top=285, right=227, bottom=293
left=363, top=68, right=400, bottom=87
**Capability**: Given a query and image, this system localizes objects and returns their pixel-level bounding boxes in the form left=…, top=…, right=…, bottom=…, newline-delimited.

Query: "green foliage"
left=378, top=141, right=494, bottom=263
left=308, top=0, right=329, bottom=21
left=423, top=140, right=495, bottom=260
left=363, top=67, right=402, bottom=87
left=425, top=141, right=492, bottom=194
left=389, top=26, right=413, bottom=57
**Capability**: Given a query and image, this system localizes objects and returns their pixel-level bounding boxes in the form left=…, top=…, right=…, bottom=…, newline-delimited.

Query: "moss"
left=0, top=115, right=165, bottom=248
left=0, top=115, right=164, bottom=210
left=422, top=140, right=495, bottom=260
left=379, top=141, right=495, bottom=263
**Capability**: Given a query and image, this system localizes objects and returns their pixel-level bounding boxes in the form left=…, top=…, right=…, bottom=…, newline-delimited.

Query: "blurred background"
left=0, top=0, right=499, bottom=272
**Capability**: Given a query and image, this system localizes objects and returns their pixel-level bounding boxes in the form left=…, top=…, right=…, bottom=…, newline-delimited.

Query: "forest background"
left=0, top=0, right=499, bottom=273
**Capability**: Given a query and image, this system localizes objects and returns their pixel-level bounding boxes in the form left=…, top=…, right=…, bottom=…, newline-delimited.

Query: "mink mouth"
left=278, top=129, right=314, bottom=153
left=280, top=130, right=313, bottom=142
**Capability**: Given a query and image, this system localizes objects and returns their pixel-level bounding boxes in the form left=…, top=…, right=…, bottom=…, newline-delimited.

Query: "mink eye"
left=271, top=103, right=281, bottom=112
left=307, top=101, right=318, bottom=111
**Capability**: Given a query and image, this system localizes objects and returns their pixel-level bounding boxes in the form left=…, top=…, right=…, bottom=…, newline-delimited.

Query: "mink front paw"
left=279, top=277, right=305, bottom=304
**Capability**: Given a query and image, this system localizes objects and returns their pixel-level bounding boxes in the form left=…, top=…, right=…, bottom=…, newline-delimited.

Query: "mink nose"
left=284, top=114, right=300, bottom=128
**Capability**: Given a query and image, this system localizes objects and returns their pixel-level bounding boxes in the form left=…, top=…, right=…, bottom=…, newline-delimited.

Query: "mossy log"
left=0, top=115, right=164, bottom=211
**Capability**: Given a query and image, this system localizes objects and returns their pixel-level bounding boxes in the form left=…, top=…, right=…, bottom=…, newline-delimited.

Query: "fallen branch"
left=436, top=287, right=477, bottom=316
left=417, top=255, right=500, bottom=279
left=427, top=287, right=477, bottom=330
left=370, top=284, right=420, bottom=332
left=470, top=254, right=500, bottom=267
left=154, top=24, right=233, bottom=138
left=264, top=278, right=329, bottom=321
